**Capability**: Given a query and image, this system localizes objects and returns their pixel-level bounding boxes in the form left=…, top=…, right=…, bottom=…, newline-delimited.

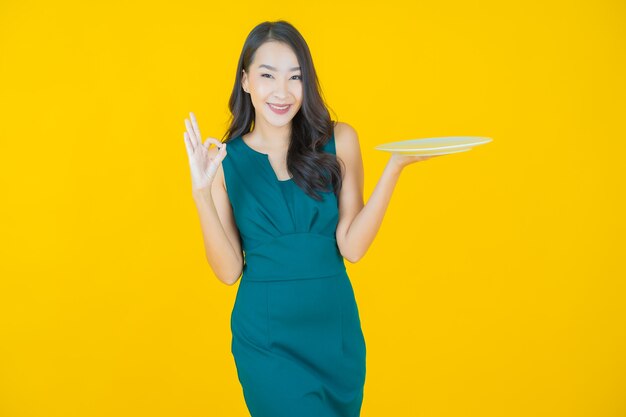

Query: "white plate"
left=375, top=136, right=492, bottom=156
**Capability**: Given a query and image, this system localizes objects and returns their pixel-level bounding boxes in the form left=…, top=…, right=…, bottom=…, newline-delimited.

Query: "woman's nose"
left=274, top=78, right=290, bottom=96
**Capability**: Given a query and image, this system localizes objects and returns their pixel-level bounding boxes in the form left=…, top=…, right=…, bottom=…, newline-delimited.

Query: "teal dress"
left=222, top=132, right=367, bottom=417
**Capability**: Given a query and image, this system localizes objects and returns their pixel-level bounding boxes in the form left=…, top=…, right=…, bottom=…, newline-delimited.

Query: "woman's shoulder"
left=333, top=121, right=361, bottom=161
left=334, top=121, right=358, bottom=139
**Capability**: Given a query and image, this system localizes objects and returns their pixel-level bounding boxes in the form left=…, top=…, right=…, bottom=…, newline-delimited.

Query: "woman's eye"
left=260, top=74, right=302, bottom=80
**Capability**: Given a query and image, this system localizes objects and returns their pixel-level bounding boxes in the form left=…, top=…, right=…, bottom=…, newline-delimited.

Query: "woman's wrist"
left=192, top=186, right=213, bottom=203
left=386, top=155, right=405, bottom=176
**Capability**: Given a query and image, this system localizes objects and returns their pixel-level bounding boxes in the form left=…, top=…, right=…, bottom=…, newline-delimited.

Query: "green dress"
left=221, top=132, right=367, bottom=417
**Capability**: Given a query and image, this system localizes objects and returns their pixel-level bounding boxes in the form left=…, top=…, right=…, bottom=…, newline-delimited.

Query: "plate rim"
left=375, top=136, right=492, bottom=151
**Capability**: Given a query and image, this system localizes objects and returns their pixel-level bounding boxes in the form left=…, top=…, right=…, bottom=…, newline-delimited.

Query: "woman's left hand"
left=389, top=152, right=444, bottom=172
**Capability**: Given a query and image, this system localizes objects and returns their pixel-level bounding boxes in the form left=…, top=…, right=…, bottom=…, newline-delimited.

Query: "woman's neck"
left=246, top=121, right=291, bottom=152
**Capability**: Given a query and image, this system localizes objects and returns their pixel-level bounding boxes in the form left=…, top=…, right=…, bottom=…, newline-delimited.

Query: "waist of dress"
left=242, top=233, right=347, bottom=282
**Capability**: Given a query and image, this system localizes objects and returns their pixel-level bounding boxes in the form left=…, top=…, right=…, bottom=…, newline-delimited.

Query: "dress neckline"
left=238, top=136, right=293, bottom=183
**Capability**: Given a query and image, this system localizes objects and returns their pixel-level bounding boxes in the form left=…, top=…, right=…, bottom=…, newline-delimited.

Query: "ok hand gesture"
left=183, top=111, right=227, bottom=193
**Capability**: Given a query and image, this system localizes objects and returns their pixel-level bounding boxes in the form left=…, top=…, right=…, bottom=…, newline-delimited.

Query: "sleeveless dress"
left=221, top=132, right=367, bottom=417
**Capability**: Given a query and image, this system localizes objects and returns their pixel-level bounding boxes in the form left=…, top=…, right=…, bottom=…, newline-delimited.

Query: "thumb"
left=203, top=137, right=223, bottom=149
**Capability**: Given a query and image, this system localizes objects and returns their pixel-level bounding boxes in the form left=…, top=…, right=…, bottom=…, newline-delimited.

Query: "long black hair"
left=222, top=20, right=343, bottom=201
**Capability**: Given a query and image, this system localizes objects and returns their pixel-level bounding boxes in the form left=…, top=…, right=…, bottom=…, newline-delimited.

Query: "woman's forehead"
left=252, top=42, right=299, bottom=70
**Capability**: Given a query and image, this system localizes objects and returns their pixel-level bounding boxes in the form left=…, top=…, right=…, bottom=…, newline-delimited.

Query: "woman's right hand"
left=183, top=111, right=227, bottom=194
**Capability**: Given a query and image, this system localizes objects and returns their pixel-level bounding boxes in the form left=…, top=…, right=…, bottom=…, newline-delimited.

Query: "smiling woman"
left=183, top=18, right=438, bottom=417
left=223, top=22, right=344, bottom=202
left=241, top=46, right=304, bottom=132
left=216, top=21, right=368, bottom=417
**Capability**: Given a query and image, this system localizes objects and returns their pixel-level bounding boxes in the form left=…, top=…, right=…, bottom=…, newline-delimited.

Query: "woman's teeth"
left=269, top=104, right=290, bottom=110
left=267, top=103, right=292, bottom=115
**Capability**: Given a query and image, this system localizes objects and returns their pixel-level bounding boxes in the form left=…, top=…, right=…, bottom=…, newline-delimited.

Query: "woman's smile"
left=267, top=102, right=292, bottom=114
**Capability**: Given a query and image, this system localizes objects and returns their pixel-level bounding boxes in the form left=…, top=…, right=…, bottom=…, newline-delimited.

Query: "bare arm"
left=192, top=155, right=244, bottom=285
left=184, top=112, right=243, bottom=285
left=334, top=122, right=438, bottom=263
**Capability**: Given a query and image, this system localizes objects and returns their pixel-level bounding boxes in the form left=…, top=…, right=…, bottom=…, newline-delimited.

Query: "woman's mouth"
left=267, top=103, right=291, bottom=115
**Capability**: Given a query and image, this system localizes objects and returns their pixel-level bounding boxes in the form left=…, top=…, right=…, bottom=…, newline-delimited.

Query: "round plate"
left=375, top=136, right=492, bottom=156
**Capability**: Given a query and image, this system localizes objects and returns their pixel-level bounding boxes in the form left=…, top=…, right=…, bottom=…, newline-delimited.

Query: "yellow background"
left=1, top=1, right=624, bottom=416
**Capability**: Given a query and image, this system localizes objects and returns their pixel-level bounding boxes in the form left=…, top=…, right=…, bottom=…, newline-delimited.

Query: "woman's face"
left=241, top=41, right=303, bottom=127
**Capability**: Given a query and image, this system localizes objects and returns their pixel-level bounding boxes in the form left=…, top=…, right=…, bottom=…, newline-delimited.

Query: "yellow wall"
left=1, top=1, right=624, bottom=416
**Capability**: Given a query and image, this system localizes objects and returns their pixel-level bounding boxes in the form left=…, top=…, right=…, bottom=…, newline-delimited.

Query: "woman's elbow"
left=209, top=261, right=243, bottom=286
left=341, top=250, right=363, bottom=264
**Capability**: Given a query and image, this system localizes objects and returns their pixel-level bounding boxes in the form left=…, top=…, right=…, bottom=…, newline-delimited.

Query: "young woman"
left=183, top=20, right=438, bottom=417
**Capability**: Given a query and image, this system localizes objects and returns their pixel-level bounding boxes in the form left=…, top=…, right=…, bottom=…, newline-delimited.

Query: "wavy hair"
left=221, top=20, right=343, bottom=201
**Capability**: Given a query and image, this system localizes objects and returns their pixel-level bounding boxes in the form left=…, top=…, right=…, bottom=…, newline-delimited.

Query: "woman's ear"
left=241, top=69, right=248, bottom=93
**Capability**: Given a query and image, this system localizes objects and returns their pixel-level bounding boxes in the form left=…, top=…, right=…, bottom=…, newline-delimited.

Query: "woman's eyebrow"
left=258, top=64, right=301, bottom=72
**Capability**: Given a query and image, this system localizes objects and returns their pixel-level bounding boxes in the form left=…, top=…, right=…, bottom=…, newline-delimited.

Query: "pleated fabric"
left=222, top=131, right=366, bottom=417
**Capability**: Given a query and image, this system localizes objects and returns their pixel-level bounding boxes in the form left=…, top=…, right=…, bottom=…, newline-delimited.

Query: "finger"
left=203, top=137, right=224, bottom=149
left=190, top=112, right=202, bottom=143
left=184, top=132, right=195, bottom=154
left=185, top=118, right=199, bottom=148
left=211, top=148, right=227, bottom=170
left=185, top=118, right=198, bottom=147
left=215, top=142, right=228, bottom=162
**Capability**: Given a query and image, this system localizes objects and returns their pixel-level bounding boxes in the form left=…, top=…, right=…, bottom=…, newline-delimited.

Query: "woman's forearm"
left=342, top=161, right=403, bottom=262
left=192, top=189, right=243, bottom=285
